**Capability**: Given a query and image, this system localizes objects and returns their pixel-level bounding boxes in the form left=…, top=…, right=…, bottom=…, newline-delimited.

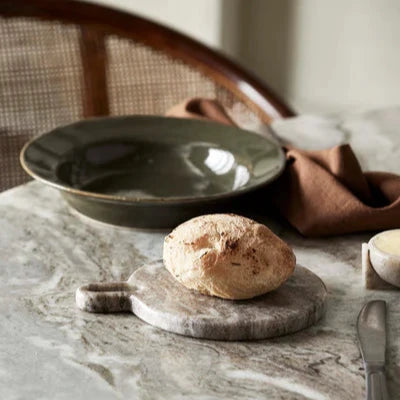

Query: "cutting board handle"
left=76, top=282, right=133, bottom=313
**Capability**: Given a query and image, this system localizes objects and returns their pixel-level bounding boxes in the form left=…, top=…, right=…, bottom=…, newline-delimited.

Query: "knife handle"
left=366, top=367, right=389, bottom=400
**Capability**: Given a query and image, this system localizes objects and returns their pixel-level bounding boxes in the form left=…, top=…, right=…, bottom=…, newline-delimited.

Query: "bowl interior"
left=370, top=229, right=400, bottom=259
left=22, top=116, right=284, bottom=201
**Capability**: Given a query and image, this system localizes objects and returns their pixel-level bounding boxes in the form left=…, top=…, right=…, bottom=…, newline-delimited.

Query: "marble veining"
left=1, top=108, right=400, bottom=399
left=77, top=263, right=327, bottom=340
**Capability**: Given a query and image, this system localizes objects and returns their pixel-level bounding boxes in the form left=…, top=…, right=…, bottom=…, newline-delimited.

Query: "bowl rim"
left=368, top=229, right=400, bottom=261
left=20, top=115, right=286, bottom=205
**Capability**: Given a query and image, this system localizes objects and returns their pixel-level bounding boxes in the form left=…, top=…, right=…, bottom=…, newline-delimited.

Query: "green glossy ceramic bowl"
left=21, top=116, right=285, bottom=228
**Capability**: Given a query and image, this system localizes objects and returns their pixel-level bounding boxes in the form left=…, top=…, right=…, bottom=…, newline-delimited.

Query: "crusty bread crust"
left=163, top=214, right=296, bottom=300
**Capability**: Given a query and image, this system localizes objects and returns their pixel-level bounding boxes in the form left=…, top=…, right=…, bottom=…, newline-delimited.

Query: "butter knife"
left=357, top=300, right=389, bottom=400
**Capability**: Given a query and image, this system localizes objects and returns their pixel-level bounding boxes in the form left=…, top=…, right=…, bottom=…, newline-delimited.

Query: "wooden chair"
left=0, top=0, right=295, bottom=192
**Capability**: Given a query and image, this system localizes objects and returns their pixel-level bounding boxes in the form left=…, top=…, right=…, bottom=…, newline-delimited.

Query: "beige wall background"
left=85, top=0, right=400, bottom=114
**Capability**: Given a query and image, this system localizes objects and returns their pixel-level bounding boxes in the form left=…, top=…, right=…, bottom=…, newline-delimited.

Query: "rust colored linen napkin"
left=167, top=98, right=400, bottom=236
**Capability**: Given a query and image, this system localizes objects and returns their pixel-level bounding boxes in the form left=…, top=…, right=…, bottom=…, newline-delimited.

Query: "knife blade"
left=357, top=300, right=389, bottom=400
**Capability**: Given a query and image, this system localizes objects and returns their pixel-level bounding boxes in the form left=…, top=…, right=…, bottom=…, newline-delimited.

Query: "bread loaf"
left=163, top=214, right=296, bottom=300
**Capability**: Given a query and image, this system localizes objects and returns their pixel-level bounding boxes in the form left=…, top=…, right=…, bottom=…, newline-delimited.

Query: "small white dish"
left=368, top=229, right=400, bottom=288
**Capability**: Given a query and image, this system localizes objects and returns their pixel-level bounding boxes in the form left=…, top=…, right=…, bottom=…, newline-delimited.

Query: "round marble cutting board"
left=76, top=261, right=327, bottom=341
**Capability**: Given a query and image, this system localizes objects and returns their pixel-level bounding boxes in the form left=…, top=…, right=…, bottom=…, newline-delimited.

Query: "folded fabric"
left=167, top=98, right=400, bottom=236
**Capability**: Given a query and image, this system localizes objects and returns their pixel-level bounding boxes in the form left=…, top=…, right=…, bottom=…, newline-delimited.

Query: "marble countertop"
left=1, top=108, right=400, bottom=399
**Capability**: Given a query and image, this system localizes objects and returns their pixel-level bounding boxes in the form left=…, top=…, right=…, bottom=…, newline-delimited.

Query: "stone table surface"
left=1, top=107, right=400, bottom=400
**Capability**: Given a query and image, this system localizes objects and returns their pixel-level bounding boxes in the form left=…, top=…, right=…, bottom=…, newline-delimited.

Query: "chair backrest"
left=0, top=0, right=294, bottom=191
